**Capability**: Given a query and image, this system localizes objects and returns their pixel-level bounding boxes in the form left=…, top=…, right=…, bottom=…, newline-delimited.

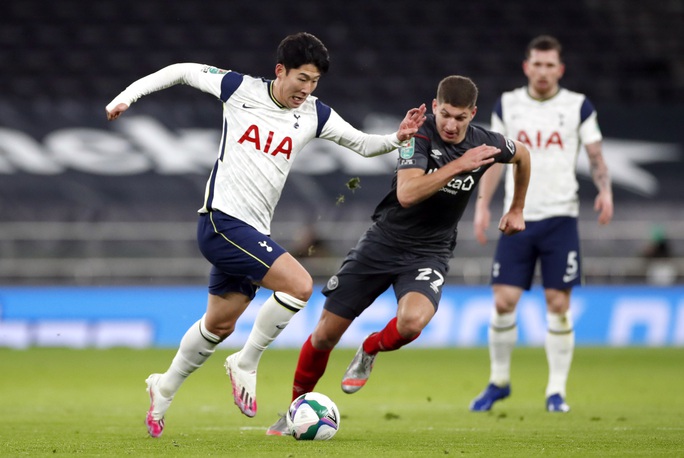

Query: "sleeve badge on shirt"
left=326, top=275, right=339, bottom=291
left=399, top=137, right=415, bottom=159
left=505, top=137, right=516, bottom=154
left=203, top=66, right=229, bottom=75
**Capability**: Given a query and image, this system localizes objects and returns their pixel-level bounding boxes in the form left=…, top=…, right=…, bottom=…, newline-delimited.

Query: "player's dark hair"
left=277, top=32, right=330, bottom=74
left=526, top=35, right=563, bottom=61
left=436, top=76, right=478, bottom=108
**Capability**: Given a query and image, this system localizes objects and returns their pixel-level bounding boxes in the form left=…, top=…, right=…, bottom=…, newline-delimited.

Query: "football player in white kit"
left=106, top=32, right=426, bottom=437
left=470, top=35, right=613, bottom=413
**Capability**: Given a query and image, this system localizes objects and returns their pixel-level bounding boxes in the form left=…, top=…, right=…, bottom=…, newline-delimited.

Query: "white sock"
left=489, top=311, right=517, bottom=387
left=158, top=315, right=221, bottom=398
left=237, top=292, right=306, bottom=371
left=545, top=311, right=574, bottom=397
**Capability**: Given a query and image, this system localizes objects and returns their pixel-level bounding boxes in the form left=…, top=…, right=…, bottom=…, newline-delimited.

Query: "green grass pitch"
left=1, top=347, right=682, bottom=457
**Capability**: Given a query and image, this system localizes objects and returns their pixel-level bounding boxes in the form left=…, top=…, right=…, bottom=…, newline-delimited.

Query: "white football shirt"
left=106, top=63, right=402, bottom=234
left=491, top=87, right=603, bottom=220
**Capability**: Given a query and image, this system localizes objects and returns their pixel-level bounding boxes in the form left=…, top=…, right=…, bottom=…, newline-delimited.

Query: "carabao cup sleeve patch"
left=202, top=65, right=229, bottom=74
left=399, top=137, right=415, bottom=159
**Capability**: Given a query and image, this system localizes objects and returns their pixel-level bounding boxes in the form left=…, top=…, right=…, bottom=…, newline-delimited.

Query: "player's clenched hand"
left=594, top=191, right=613, bottom=225
left=498, top=209, right=525, bottom=236
left=396, top=103, right=427, bottom=142
left=106, top=103, right=129, bottom=121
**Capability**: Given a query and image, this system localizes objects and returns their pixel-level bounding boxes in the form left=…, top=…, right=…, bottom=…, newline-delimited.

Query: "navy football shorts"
left=197, top=211, right=286, bottom=299
left=491, top=216, right=581, bottom=290
left=321, top=240, right=448, bottom=320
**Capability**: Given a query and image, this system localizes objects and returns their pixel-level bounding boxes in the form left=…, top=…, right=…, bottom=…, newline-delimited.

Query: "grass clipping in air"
left=336, top=177, right=362, bottom=206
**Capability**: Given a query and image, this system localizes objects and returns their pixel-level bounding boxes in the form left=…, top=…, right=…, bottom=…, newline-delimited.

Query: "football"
left=286, top=392, right=340, bottom=440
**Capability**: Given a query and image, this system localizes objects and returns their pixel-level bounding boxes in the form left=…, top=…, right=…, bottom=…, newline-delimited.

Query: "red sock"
left=362, top=317, right=420, bottom=355
left=292, top=335, right=332, bottom=401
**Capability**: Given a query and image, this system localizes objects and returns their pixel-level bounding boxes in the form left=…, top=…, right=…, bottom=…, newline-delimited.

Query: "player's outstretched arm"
left=396, top=104, right=427, bottom=142
left=105, top=63, right=210, bottom=122
left=397, top=144, right=499, bottom=208
left=106, top=103, right=129, bottom=121
left=327, top=104, right=425, bottom=158
left=474, top=162, right=504, bottom=245
left=498, top=141, right=530, bottom=236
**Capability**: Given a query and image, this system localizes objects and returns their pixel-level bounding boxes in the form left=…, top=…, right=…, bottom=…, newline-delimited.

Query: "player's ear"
left=431, top=99, right=438, bottom=113
left=558, top=63, right=566, bottom=79
left=275, top=63, right=286, bottom=78
left=471, top=106, right=478, bottom=119
left=522, top=60, right=531, bottom=78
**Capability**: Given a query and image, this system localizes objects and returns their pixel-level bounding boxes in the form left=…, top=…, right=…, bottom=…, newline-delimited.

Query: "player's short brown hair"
left=526, top=35, right=563, bottom=61
left=436, top=76, right=478, bottom=108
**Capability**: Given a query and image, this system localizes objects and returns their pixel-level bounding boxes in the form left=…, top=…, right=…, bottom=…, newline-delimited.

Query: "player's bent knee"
left=495, top=306, right=515, bottom=316
left=287, top=280, right=313, bottom=303
left=545, top=289, right=571, bottom=314
left=547, top=303, right=570, bottom=315
left=280, top=268, right=313, bottom=301
left=397, top=317, right=426, bottom=338
left=266, top=274, right=313, bottom=302
left=310, top=331, right=340, bottom=350
left=494, top=301, right=518, bottom=315
left=206, top=322, right=235, bottom=340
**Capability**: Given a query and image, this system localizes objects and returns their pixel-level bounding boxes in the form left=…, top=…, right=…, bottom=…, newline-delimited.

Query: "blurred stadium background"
left=0, top=0, right=682, bottom=288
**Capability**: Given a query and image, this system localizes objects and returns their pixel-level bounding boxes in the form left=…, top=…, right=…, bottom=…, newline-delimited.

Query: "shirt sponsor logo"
left=238, top=125, right=294, bottom=160
left=432, top=171, right=475, bottom=195
left=516, top=130, right=563, bottom=150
